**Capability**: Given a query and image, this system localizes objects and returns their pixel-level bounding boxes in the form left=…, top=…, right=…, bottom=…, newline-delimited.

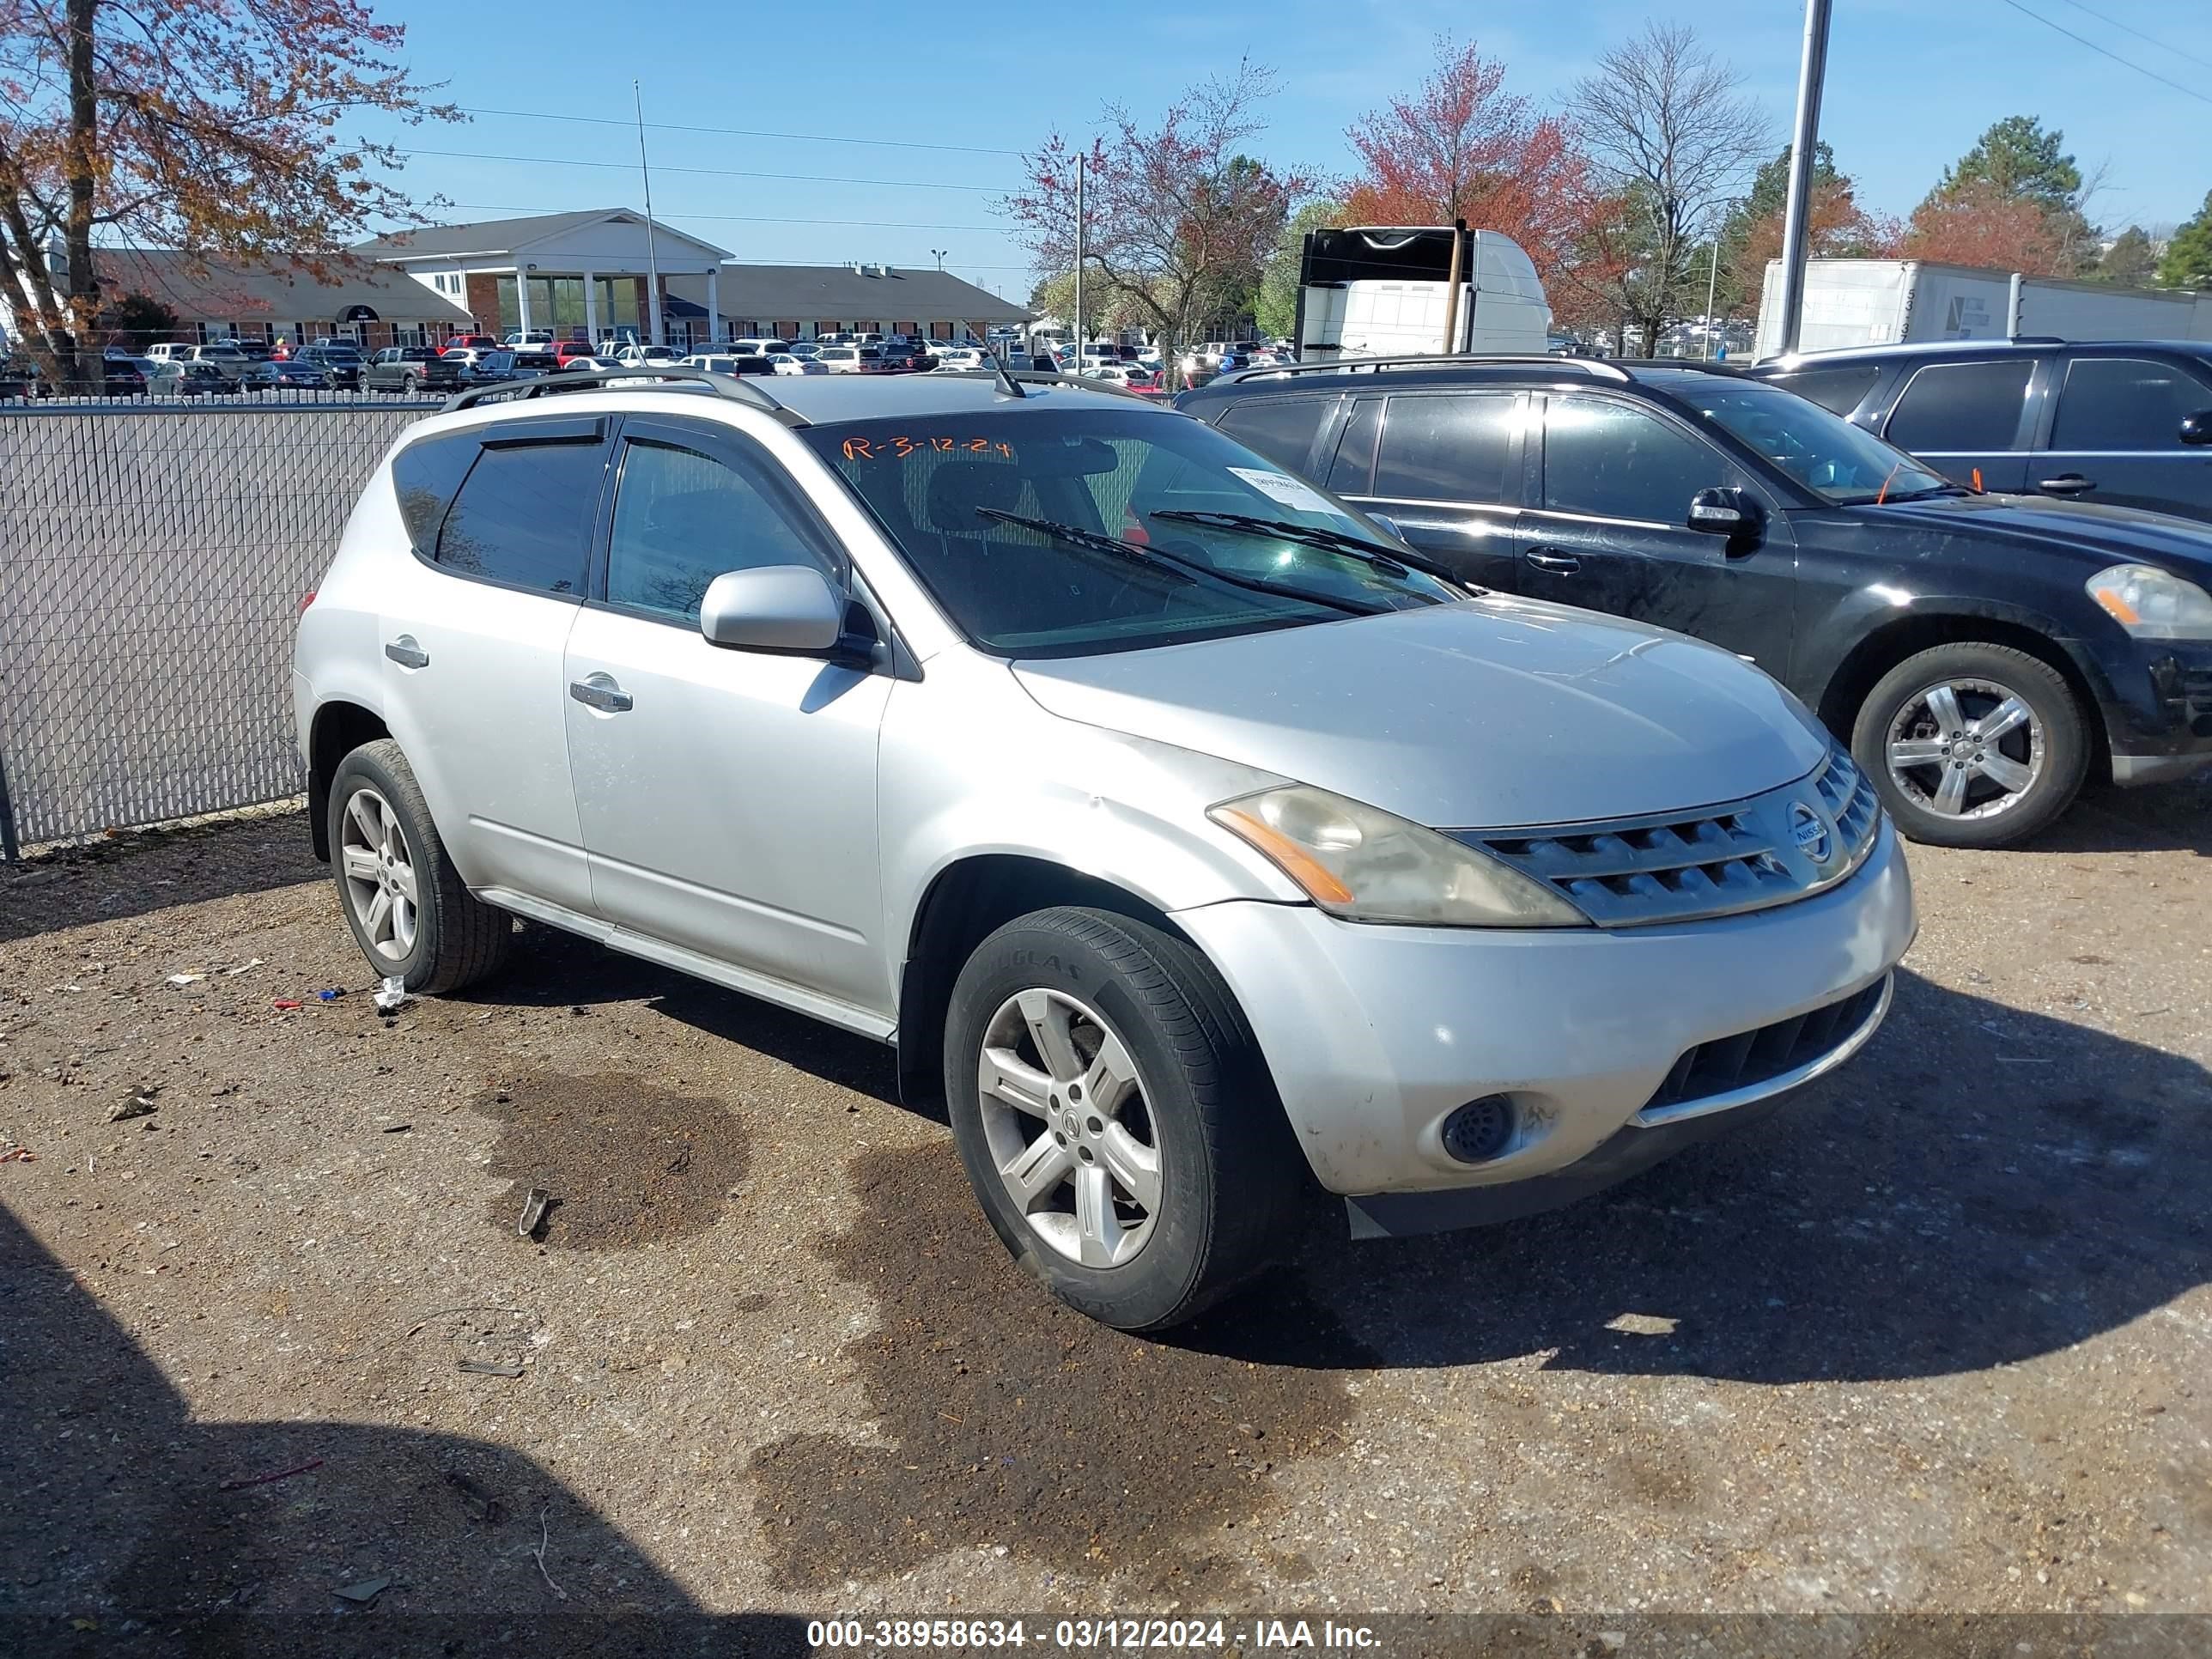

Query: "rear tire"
left=328, top=738, right=512, bottom=994
left=1851, top=641, right=2089, bottom=848
left=943, top=906, right=1305, bottom=1331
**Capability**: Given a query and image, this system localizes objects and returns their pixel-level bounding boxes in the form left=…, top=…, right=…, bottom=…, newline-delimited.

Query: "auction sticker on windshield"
left=1227, top=465, right=1348, bottom=518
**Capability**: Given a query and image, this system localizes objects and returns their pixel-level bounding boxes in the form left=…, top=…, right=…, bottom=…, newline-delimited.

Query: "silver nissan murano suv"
left=294, top=366, right=1915, bottom=1330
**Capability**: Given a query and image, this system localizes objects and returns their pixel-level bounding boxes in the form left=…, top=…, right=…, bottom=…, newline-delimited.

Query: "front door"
left=562, top=416, right=894, bottom=1015
left=1518, top=392, right=1796, bottom=675
left=2035, top=353, right=2212, bottom=520
left=1334, top=391, right=1529, bottom=592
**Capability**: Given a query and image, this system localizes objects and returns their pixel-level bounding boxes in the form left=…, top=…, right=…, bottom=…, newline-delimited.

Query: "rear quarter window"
left=1763, top=364, right=1880, bottom=416
left=1213, top=398, right=1331, bottom=474
left=389, top=433, right=479, bottom=556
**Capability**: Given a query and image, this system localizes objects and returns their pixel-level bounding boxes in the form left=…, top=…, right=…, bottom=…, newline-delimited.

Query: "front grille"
left=1643, top=975, right=1888, bottom=1115
left=1451, top=746, right=1883, bottom=927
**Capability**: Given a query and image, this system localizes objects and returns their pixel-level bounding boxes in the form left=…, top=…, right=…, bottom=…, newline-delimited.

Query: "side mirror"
left=1687, top=486, right=1763, bottom=539
left=698, top=564, right=846, bottom=654
left=2180, top=410, right=2212, bottom=447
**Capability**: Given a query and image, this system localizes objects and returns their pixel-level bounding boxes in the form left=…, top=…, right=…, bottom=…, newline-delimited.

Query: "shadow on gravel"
left=2023, top=774, right=2212, bottom=858
left=0, top=1203, right=809, bottom=1657
left=0, top=811, right=323, bottom=943
left=1285, top=967, right=2212, bottom=1383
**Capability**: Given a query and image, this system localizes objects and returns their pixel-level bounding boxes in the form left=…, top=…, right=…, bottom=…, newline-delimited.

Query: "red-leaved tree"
left=0, top=0, right=454, bottom=386
left=1897, top=180, right=2069, bottom=275
left=1003, top=63, right=1309, bottom=391
left=1340, top=36, right=1592, bottom=281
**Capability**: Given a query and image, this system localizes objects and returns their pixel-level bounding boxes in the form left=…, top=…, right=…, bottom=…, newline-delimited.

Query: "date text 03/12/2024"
left=805, top=1619, right=1382, bottom=1650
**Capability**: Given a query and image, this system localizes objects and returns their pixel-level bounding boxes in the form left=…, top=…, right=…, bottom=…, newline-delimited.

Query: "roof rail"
left=939, top=367, right=1151, bottom=402
left=441, top=365, right=809, bottom=427
left=1213, top=353, right=1632, bottom=386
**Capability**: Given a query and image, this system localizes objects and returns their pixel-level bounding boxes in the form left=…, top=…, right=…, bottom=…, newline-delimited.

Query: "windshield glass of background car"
left=1679, top=380, right=1950, bottom=503
left=805, top=407, right=1456, bottom=659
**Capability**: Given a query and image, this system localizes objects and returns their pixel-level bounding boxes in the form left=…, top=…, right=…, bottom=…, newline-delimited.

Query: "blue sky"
left=360, top=0, right=2212, bottom=291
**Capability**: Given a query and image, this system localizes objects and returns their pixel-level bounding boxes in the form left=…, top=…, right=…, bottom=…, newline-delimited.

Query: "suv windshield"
left=805, top=407, right=1458, bottom=659
left=1669, top=376, right=1954, bottom=504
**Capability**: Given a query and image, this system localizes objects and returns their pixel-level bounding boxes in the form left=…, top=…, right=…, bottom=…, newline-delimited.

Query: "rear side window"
left=1764, top=365, right=1879, bottom=416
left=434, top=435, right=604, bottom=595
left=2051, top=357, right=2212, bottom=450
left=1215, top=398, right=1330, bottom=474
left=1327, top=398, right=1382, bottom=492
left=1885, top=360, right=2033, bottom=452
left=389, top=433, right=479, bottom=556
left=1374, top=392, right=1518, bottom=504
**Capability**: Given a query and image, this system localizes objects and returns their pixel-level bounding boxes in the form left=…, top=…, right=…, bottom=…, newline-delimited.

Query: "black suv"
left=1179, top=356, right=2212, bottom=848
left=1742, top=340, right=2212, bottom=524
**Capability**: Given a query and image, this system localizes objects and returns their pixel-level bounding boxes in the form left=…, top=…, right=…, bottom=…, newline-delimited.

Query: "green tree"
left=1922, top=115, right=2097, bottom=271
left=1253, top=199, right=1342, bottom=341
left=2160, top=191, right=2212, bottom=289
left=2089, top=225, right=2160, bottom=286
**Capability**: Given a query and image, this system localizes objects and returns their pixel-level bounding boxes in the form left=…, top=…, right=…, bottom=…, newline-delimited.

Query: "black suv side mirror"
left=2180, top=410, right=2212, bottom=447
left=1687, top=486, right=1763, bottom=539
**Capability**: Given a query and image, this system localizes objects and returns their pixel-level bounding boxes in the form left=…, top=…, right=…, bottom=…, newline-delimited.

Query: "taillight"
left=298, top=589, right=317, bottom=615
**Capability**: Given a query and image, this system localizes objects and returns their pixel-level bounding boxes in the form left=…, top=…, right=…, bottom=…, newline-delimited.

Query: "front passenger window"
left=605, top=439, right=833, bottom=625
left=1542, top=398, right=1721, bottom=523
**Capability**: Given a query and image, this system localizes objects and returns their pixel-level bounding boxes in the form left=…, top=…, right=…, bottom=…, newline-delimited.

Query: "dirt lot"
left=3, top=781, right=2210, bottom=1655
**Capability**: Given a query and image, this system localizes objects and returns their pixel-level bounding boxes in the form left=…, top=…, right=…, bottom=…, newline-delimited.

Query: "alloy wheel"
left=975, top=988, right=1162, bottom=1270
left=337, top=786, right=420, bottom=965
left=1884, top=677, right=2045, bottom=822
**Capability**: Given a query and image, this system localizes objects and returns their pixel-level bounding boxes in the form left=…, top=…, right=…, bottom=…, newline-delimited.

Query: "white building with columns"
left=355, top=209, right=731, bottom=349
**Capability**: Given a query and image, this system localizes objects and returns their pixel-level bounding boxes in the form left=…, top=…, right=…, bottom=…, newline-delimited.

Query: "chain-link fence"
left=0, top=398, right=440, bottom=850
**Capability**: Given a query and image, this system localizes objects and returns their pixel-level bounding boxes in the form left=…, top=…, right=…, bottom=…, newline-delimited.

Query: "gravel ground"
left=1, top=781, right=2209, bottom=1655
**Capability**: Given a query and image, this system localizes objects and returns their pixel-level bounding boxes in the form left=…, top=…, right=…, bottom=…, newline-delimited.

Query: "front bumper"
left=2085, top=637, right=2212, bottom=786
left=1172, top=821, right=1914, bottom=1206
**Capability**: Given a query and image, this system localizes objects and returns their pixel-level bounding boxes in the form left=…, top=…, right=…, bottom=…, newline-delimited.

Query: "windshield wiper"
left=977, top=507, right=1377, bottom=616
left=1148, top=508, right=1472, bottom=588
left=974, top=508, right=1194, bottom=583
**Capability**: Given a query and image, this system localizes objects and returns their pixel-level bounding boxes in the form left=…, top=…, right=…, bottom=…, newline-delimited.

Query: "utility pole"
left=1704, top=241, right=1722, bottom=360
left=1073, top=152, right=1085, bottom=369
left=1772, top=0, right=1832, bottom=360
left=634, top=80, right=664, bottom=347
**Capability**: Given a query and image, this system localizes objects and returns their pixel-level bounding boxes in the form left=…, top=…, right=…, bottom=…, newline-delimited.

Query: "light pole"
left=930, top=249, right=947, bottom=271
left=1772, top=0, right=1834, bottom=360
left=634, top=81, right=663, bottom=347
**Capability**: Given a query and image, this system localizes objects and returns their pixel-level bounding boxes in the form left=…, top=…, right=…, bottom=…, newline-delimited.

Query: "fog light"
left=1441, top=1095, right=1516, bottom=1164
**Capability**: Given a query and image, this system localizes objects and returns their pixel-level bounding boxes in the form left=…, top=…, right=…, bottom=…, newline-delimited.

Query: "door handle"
left=2037, top=473, right=2097, bottom=495
left=1524, top=549, right=1582, bottom=574
left=568, top=674, right=633, bottom=714
left=384, top=635, right=428, bottom=669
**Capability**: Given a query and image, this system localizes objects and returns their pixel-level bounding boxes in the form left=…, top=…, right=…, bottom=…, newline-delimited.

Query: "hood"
left=1853, top=492, right=2212, bottom=572
left=1012, top=600, right=1829, bottom=830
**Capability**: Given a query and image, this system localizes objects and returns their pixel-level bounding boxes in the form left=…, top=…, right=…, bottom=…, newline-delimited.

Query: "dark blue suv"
left=1743, top=339, right=2212, bottom=524
left=1179, top=356, right=2212, bottom=848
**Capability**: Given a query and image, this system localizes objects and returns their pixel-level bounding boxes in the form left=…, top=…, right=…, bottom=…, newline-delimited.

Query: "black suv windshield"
left=1666, top=376, right=1954, bottom=504
left=805, top=407, right=1458, bottom=659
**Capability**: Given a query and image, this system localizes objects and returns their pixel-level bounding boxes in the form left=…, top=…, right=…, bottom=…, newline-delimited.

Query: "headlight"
left=1208, top=784, right=1589, bottom=928
left=2086, top=564, right=2212, bottom=640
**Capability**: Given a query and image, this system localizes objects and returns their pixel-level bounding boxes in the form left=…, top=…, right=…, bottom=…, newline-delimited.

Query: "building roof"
left=670, top=264, right=1032, bottom=325
left=90, top=248, right=473, bottom=325
left=355, top=208, right=730, bottom=264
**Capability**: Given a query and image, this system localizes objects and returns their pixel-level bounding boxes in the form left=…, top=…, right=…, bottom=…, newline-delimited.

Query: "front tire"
left=1851, top=641, right=2089, bottom=848
left=943, top=907, right=1304, bottom=1331
left=328, top=739, right=512, bottom=994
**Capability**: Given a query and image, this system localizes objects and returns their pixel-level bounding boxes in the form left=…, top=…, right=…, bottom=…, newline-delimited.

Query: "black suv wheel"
left=1851, top=642, right=2090, bottom=848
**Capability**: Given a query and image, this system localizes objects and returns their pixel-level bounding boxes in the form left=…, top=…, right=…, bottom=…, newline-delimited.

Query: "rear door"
left=376, top=415, right=610, bottom=914
left=1330, top=390, right=1528, bottom=591
left=2033, top=352, right=2212, bottom=520
left=1879, top=356, right=2036, bottom=493
left=1521, top=392, right=1796, bottom=674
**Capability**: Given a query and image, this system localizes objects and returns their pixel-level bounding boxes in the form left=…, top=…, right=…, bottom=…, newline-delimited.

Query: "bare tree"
left=1559, top=22, right=1767, bottom=353
left=1004, top=64, right=1308, bottom=390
